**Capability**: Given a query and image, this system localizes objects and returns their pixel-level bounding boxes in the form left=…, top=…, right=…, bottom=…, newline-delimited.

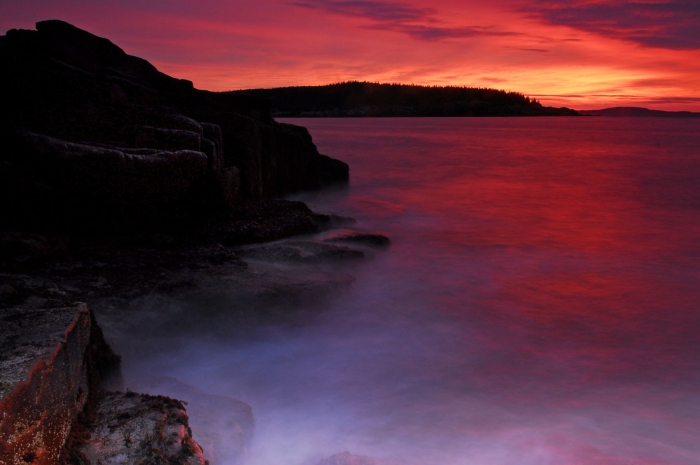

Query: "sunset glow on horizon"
left=3, top=0, right=700, bottom=111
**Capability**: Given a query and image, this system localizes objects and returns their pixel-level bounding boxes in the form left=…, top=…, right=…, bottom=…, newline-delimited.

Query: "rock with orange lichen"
left=0, top=302, right=119, bottom=465
left=77, top=391, right=206, bottom=465
left=131, top=376, right=253, bottom=465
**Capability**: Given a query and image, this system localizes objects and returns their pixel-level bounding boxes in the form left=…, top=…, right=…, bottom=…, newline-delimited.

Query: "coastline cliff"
left=0, top=20, right=370, bottom=465
left=0, top=20, right=348, bottom=234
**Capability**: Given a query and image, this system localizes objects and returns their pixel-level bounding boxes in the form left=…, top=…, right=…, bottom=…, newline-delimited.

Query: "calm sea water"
left=119, top=117, right=700, bottom=465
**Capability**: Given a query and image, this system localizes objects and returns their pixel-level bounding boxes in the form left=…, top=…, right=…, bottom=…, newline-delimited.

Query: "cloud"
left=292, top=0, right=517, bottom=41
left=292, top=0, right=436, bottom=22
left=508, top=47, right=549, bottom=53
left=524, top=0, right=700, bottom=50
left=367, top=22, right=519, bottom=41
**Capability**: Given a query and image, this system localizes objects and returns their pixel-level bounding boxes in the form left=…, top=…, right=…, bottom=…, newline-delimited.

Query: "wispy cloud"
left=292, top=0, right=517, bottom=41
left=508, top=47, right=549, bottom=53
left=524, top=0, right=700, bottom=50
left=292, top=0, right=436, bottom=22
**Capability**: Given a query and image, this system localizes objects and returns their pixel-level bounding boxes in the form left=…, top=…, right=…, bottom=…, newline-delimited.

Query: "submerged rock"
left=317, top=451, right=409, bottom=465
left=318, top=451, right=378, bottom=465
left=238, top=240, right=365, bottom=263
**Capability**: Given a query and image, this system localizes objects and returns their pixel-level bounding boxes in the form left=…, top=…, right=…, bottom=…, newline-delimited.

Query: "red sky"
left=3, top=0, right=700, bottom=110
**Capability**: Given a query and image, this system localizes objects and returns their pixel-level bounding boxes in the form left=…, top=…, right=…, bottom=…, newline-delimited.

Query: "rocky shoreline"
left=1, top=20, right=387, bottom=465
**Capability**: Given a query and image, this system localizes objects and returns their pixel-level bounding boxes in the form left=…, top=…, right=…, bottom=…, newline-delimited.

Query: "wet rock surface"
left=132, top=377, right=254, bottom=465
left=238, top=240, right=365, bottom=264
left=77, top=391, right=206, bottom=465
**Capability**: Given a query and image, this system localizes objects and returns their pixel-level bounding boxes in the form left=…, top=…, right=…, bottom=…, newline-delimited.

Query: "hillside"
left=228, top=82, right=579, bottom=117
left=578, top=107, right=700, bottom=117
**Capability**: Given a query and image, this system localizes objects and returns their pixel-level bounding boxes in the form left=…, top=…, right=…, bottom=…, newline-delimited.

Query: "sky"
left=2, top=0, right=700, bottom=110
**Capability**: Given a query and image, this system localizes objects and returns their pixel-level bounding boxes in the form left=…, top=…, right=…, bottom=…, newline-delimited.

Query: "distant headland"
left=578, top=107, right=700, bottom=118
left=228, top=82, right=579, bottom=117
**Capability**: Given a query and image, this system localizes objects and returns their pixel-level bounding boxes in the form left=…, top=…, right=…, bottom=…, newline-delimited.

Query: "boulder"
left=132, top=376, right=254, bottom=465
left=78, top=391, right=206, bottom=465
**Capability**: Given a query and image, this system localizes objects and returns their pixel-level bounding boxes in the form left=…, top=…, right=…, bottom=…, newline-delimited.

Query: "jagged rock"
left=78, top=391, right=206, bottom=465
left=132, top=376, right=254, bottom=465
left=324, top=231, right=391, bottom=248
left=0, top=302, right=121, bottom=465
left=238, top=240, right=364, bottom=263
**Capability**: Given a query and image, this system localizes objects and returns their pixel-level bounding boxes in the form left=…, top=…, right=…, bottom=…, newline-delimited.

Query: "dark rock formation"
left=0, top=20, right=349, bottom=233
left=0, top=20, right=395, bottom=465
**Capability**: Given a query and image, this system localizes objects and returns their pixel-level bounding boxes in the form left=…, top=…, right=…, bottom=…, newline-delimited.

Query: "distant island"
left=578, top=107, right=700, bottom=118
left=228, top=81, right=579, bottom=117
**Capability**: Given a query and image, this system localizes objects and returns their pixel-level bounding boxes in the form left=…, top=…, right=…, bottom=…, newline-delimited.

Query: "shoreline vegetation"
left=229, top=82, right=580, bottom=117
left=229, top=84, right=700, bottom=119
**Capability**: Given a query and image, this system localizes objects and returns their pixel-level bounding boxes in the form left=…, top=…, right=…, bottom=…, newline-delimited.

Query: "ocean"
left=112, top=117, right=700, bottom=465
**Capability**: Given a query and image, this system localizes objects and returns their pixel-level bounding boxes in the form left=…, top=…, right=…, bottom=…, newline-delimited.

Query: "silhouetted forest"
left=228, top=82, right=579, bottom=117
